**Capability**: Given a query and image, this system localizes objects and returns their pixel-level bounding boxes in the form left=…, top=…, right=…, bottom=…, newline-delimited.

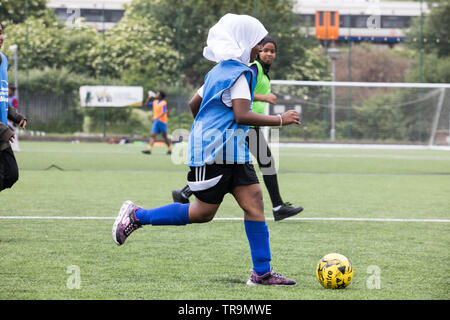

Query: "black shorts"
left=187, top=163, right=259, bottom=204
left=0, top=146, right=19, bottom=191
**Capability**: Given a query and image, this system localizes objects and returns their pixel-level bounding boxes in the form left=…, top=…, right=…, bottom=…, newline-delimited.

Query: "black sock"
left=181, top=184, right=193, bottom=199
left=262, top=174, right=283, bottom=208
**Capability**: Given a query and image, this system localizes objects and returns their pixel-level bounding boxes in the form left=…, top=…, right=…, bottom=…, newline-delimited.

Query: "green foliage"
left=125, top=0, right=325, bottom=86
left=3, top=15, right=100, bottom=76
left=350, top=92, right=408, bottom=141
left=60, top=26, right=101, bottom=77
left=407, top=0, right=450, bottom=58
left=284, top=46, right=328, bottom=82
left=406, top=52, right=450, bottom=84
left=4, top=16, right=65, bottom=70
left=30, top=107, right=84, bottom=134
left=12, top=66, right=121, bottom=96
left=91, top=8, right=179, bottom=87
left=0, top=0, right=49, bottom=26
left=10, top=67, right=124, bottom=133
left=406, top=0, right=450, bottom=84
left=3, top=6, right=179, bottom=87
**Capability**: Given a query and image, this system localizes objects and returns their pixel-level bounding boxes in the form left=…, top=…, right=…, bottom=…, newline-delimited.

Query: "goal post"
left=267, top=80, right=450, bottom=146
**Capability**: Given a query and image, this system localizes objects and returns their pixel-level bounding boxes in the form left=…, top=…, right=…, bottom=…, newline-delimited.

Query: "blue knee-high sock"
left=135, top=203, right=190, bottom=226
left=244, top=220, right=271, bottom=276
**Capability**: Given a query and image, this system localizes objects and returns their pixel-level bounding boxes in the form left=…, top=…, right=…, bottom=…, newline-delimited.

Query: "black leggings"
left=0, top=147, right=19, bottom=191
left=246, top=127, right=276, bottom=175
left=246, top=127, right=283, bottom=207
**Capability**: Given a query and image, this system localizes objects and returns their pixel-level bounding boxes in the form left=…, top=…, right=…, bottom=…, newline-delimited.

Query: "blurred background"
left=1, top=0, right=449, bottom=145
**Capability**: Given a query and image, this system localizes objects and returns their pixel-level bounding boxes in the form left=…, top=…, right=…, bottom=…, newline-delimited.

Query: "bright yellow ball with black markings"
left=316, top=253, right=354, bottom=289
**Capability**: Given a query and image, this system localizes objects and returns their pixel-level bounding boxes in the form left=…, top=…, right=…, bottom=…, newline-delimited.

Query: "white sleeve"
left=230, top=74, right=251, bottom=101
left=221, top=74, right=251, bottom=108
left=197, top=85, right=204, bottom=98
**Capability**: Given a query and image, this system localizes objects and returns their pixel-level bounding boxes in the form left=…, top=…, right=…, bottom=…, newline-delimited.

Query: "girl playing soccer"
left=113, top=14, right=300, bottom=286
left=172, top=36, right=304, bottom=221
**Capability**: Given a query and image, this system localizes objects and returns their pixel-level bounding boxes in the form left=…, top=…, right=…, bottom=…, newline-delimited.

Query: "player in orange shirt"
left=142, top=91, right=172, bottom=155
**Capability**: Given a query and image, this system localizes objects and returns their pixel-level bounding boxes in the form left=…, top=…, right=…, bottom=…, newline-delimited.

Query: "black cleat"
left=273, top=202, right=303, bottom=221
left=142, top=150, right=151, bottom=155
left=172, top=188, right=190, bottom=204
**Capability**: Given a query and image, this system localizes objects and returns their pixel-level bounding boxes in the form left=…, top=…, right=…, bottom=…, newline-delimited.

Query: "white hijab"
left=203, top=13, right=268, bottom=65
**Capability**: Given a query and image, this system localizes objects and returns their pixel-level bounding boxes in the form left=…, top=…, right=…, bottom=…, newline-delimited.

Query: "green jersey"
left=249, top=60, right=271, bottom=115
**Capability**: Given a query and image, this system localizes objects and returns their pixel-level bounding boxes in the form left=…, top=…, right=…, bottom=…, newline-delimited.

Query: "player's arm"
left=189, top=93, right=202, bottom=119
left=254, top=93, right=277, bottom=104
left=233, top=99, right=299, bottom=126
left=250, top=64, right=277, bottom=105
left=144, top=96, right=153, bottom=106
left=231, top=74, right=299, bottom=126
left=0, top=122, right=15, bottom=148
left=7, top=106, right=27, bottom=129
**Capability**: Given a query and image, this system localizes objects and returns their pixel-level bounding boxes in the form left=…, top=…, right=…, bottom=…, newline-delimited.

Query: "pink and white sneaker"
left=112, top=200, right=142, bottom=245
left=246, top=268, right=297, bottom=286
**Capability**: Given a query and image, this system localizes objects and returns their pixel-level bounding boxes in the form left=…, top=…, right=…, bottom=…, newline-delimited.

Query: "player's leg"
left=142, top=133, right=156, bottom=154
left=113, top=164, right=226, bottom=245
left=230, top=165, right=296, bottom=286
left=248, top=127, right=303, bottom=221
left=186, top=198, right=220, bottom=223
left=248, top=127, right=283, bottom=207
left=161, top=132, right=172, bottom=155
left=112, top=197, right=220, bottom=246
left=143, top=121, right=159, bottom=154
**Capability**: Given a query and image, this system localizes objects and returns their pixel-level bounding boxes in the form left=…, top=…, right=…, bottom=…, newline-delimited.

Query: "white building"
left=47, top=0, right=131, bottom=31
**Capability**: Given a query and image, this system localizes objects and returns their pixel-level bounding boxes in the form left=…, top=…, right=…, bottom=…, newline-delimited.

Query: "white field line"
left=19, top=143, right=450, bottom=153
left=0, top=216, right=449, bottom=223
left=280, top=152, right=450, bottom=161
left=275, top=143, right=450, bottom=151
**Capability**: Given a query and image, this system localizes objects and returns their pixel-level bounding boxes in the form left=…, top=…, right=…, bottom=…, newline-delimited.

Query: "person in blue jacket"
left=0, top=23, right=27, bottom=192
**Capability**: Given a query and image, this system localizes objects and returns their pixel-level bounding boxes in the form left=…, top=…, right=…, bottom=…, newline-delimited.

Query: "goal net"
left=266, top=80, right=450, bottom=146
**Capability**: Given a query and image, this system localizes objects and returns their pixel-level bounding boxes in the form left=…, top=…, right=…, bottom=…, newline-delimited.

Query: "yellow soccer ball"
left=316, top=253, right=354, bottom=289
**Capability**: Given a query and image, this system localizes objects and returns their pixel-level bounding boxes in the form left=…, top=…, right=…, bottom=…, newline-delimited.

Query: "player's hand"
left=281, top=110, right=301, bottom=126
left=266, top=93, right=277, bottom=105
left=18, top=119, right=27, bottom=129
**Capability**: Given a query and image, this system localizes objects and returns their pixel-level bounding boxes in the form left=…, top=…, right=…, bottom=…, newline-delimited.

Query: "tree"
left=3, top=15, right=66, bottom=70
left=406, top=0, right=450, bottom=83
left=124, top=0, right=325, bottom=86
left=3, top=14, right=100, bottom=77
left=0, top=0, right=49, bottom=26
left=91, top=6, right=179, bottom=91
left=407, top=0, right=450, bottom=58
